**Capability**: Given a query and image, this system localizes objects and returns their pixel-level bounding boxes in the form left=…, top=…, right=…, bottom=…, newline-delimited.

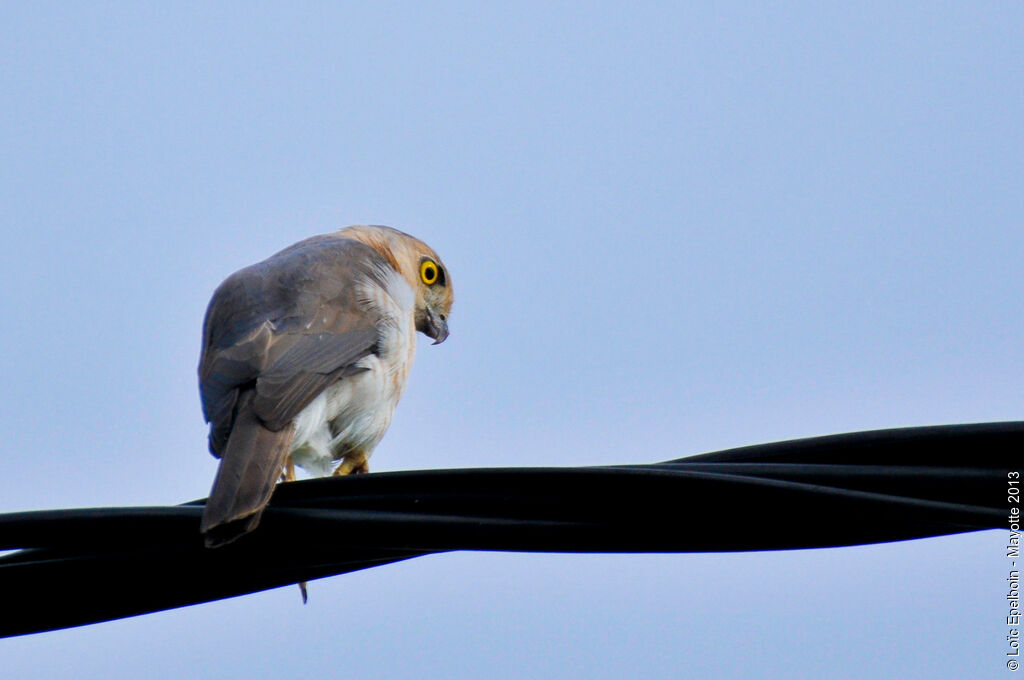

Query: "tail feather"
left=201, top=390, right=295, bottom=547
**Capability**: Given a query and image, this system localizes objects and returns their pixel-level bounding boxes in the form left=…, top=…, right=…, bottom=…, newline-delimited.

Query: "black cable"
left=0, top=421, right=1016, bottom=638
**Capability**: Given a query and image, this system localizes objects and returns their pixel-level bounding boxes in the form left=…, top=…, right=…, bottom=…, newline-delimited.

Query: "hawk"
left=198, top=225, right=453, bottom=548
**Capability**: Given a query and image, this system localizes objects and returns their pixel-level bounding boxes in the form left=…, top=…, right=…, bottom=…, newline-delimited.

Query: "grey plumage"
left=198, top=392, right=295, bottom=545
left=198, top=226, right=453, bottom=548
left=199, top=237, right=390, bottom=545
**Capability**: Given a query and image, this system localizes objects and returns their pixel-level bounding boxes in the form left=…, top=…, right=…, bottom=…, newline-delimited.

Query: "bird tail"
left=200, top=390, right=295, bottom=548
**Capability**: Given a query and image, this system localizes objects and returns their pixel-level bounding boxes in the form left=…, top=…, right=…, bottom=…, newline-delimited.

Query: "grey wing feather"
left=252, top=328, right=377, bottom=430
left=198, top=236, right=389, bottom=457
left=199, top=390, right=296, bottom=545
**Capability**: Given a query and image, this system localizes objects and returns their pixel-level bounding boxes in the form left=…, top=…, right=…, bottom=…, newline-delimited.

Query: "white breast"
left=289, top=268, right=417, bottom=476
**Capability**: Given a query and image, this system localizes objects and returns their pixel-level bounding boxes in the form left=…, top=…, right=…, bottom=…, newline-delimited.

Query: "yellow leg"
left=281, top=455, right=296, bottom=482
left=333, top=451, right=369, bottom=476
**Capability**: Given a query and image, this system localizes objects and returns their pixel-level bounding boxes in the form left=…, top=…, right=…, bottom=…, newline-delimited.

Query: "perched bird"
left=198, top=225, right=452, bottom=548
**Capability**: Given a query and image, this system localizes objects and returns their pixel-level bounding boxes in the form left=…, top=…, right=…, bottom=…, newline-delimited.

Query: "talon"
left=333, top=451, right=369, bottom=476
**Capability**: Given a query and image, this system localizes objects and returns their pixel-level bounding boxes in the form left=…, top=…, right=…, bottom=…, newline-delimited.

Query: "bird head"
left=340, top=225, right=453, bottom=344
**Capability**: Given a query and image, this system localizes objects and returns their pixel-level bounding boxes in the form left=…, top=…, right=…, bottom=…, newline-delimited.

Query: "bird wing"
left=198, top=235, right=390, bottom=456
left=198, top=236, right=392, bottom=543
left=199, top=390, right=296, bottom=544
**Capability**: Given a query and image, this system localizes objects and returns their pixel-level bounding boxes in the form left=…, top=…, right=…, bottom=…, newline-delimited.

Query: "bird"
left=198, top=225, right=453, bottom=549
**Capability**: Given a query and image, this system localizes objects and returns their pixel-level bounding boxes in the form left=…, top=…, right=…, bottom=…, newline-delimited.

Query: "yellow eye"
left=420, top=259, right=439, bottom=285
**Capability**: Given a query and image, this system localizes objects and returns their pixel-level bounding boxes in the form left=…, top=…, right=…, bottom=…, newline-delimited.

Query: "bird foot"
left=332, top=455, right=369, bottom=476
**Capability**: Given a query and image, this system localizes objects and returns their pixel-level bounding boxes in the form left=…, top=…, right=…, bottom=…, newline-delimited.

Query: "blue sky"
left=1, top=3, right=1021, bottom=678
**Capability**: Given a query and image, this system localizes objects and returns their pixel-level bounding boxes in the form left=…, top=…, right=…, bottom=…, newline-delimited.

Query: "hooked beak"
left=425, top=307, right=449, bottom=345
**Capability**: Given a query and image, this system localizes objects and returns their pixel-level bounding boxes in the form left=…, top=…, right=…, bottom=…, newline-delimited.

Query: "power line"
left=0, top=421, right=1016, bottom=638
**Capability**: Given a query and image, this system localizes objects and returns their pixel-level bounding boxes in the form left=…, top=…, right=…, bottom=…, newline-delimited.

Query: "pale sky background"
left=1, top=3, right=1021, bottom=678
